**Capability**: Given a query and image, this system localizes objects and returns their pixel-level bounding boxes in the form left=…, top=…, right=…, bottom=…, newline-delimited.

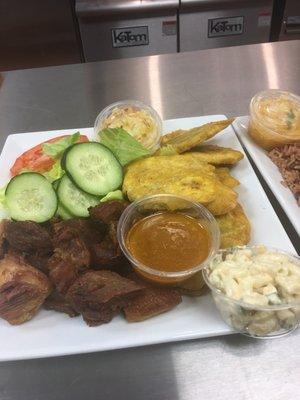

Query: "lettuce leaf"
left=0, top=186, right=7, bottom=209
left=42, top=161, right=64, bottom=183
left=99, top=128, right=151, bottom=166
left=100, top=190, right=124, bottom=203
left=18, top=161, right=64, bottom=183
left=42, top=132, right=80, bottom=159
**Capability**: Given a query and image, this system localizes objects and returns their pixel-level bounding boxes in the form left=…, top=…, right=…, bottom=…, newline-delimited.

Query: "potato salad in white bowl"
left=203, top=245, right=300, bottom=338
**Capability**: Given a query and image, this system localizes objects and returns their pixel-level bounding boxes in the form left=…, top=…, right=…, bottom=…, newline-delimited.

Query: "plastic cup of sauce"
left=117, top=194, right=220, bottom=285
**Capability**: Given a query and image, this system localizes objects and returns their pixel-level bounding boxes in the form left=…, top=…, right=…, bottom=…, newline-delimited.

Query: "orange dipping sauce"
left=126, top=212, right=211, bottom=273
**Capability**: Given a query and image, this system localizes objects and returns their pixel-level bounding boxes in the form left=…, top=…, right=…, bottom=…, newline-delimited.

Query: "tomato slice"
left=10, top=135, right=88, bottom=176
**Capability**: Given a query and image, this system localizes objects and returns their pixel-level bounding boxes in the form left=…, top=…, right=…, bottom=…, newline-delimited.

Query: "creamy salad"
left=209, top=246, right=300, bottom=305
left=101, top=106, right=161, bottom=152
left=207, top=246, right=300, bottom=336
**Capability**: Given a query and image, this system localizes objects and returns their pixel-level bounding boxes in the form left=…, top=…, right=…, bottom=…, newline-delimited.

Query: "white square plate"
left=0, top=115, right=295, bottom=361
left=233, top=116, right=300, bottom=236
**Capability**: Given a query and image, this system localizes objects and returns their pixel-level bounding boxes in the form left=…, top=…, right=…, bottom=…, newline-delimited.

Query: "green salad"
left=1, top=128, right=150, bottom=222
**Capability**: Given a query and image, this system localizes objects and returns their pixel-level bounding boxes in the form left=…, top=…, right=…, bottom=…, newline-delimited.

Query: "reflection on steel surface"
left=262, top=43, right=280, bottom=89
left=148, top=56, right=164, bottom=118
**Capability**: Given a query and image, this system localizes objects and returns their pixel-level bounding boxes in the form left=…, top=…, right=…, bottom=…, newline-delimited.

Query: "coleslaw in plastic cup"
left=94, top=100, right=163, bottom=153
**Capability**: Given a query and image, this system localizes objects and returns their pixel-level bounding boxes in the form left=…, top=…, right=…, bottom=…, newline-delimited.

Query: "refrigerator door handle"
left=284, top=20, right=300, bottom=35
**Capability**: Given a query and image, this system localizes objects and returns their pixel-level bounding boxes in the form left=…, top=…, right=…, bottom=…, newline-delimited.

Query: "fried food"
left=216, top=203, right=251, bottom=249
left=123, top=154, right=238, bottom=215
left=124, top=275, right=182, bottom=322
left=48, top=222, right=91, bottom=294
left=178, top=271, right=207, bottom=296
left=89, top=201, right=129, bottom=225
left=44, top=289, right=79, bottom=317
left=66, top=270, right=143, bottom=326
left=127, top=153, right=216, bottom=174
left=5, top=221, right=52, bottom=254
left=123, top=155, right=218, bottom=205
left=0, top=220, right=9, bottom=260
left=206, top=180, right=238, bottom=215
left=0, top=253, right=52, bottom=325
left=215, top=167, right=240, bottom=188
left=160, top=119, right=234, bottom=153
left=191, top=145, right=244, bottom=165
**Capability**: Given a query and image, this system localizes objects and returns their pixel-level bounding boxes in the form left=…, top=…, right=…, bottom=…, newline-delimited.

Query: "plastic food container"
left=203, top=246, right=300, bottom=338
left=248, top=90, right=300, bottom=150
left=94, top=100, right=163, bottom=153
left=117, top=194, right=220, bottom=285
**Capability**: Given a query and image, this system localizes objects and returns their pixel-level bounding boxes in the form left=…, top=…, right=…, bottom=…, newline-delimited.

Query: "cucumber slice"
left=57, top=202, right=74, bottom=220
left=52, top=179, right=61, bottom=190
left=5, top=172, right=58, bottom=222
left=57, top=174, right=100, bottom=217
left=64, top=142, right=123, bottom=196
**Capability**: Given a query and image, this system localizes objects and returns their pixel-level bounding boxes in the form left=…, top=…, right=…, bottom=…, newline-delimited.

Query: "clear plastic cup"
left=203, top=246, right=300, bottom=338
left=117, top=194, right=220, bottom=285
left=248, top=90, right=300, bottom=150
left=94, top=100, right=163, bottom=153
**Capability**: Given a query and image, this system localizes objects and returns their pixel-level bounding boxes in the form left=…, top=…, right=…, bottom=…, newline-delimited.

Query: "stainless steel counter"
left=0, top=40, right=299, bottom=400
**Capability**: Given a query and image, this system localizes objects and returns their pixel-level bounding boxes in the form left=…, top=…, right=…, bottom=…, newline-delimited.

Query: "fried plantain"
left=160, top=119, right=234, bottom=154
left=178, top=271, right=207, bottom=296
left=206, top=180, right=238, bottom=215
left=146, top=153, right=216, bottom=174
left=216, top=203, right=251, bottom=249
left=123, top=154, right=240, bottom=215
left=124, top=166, right=216, bottom=205
left=191, top=145, right=244, bottom=165
left=123, top=155, right=219, bottom=204
left=215, top=167, right=240, bottom=188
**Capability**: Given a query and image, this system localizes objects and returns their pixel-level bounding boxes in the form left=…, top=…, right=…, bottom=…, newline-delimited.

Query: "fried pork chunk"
left=0, top=254, right=51, bottom=325
left=0, top=220, right=9, bottom=260
left=88, top=201, right=128, bottom=225
left=48, top=221, right=90, bottom=294
left=88, top=202, right=128, bottom=268
left=66, top=270, right=143, bottom=326
left=5, top=221, right=52, bottom=254
left=25, top=252, right=51, bottom=275
left=89, top=239, right=124, bottom=269
left=52, top=218, right=105, bottom=245
left=44, top=289, right=79, bottom=318
left=2, top=220, right=53, bottom=274
left=123, top=275, right=182, bottom=322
